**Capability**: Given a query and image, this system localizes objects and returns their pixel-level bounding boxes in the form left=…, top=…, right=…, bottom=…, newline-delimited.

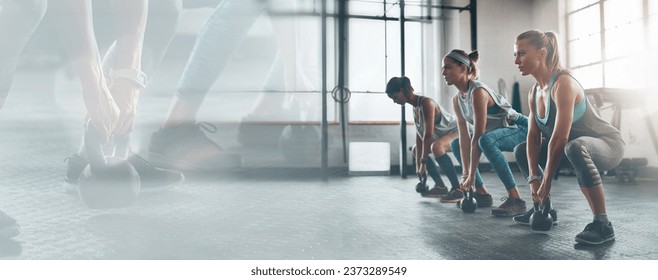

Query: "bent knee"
left=477, top=134, right=495, bottom=150
left=513, top=142, right=527, bottom=159
left=430, top=142, right=447, bottom=156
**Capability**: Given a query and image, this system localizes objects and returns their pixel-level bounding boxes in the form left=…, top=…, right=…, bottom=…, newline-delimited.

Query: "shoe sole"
left=440, top=198, right=462, bottom=203
left=575, top=234, right=615, bottom=245
left=139, top=173, right=185, bottom=194
left=421, top=194, right=447, bottom=198
left=513, top=219, right=559, bottom=226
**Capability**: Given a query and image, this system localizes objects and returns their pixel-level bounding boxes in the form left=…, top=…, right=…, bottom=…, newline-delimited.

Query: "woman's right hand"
left=83, top=83, right=120, bottom=144
left=417, top=163, right=427, bottom=179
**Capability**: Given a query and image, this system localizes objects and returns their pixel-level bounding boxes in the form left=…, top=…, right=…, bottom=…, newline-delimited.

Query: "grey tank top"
left=414, top=96, right=458, bottom=139
left=533, top=71, right=623, bottom=141
left=456, top=80, right=520, bottom=132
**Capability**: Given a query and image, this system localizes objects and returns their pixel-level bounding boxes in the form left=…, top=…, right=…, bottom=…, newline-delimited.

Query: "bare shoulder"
left=420, top=96, right=437, bottom=112
left=552, top=74, right=583, bottom=100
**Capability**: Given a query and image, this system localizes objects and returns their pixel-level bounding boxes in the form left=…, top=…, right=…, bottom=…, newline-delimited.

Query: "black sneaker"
left=148, top=122, right=242, bottom=171
left=126, top=151, right=185, bottom=193
left=64, top=154, right=89, bottom=184
left=491, top=197, right=527, bottom=217
left=575, top=221, right=615, bottom=245
left=64, top=152, right=184, bottom=193
left=472, top=192, right=493, bottom=207
left=421, top=185, right=449, bottom=198
left=512, top=207, right=558, bottom=225
left=440, top=189, right=464, bottom=203
left=0, top=211, right=20, bottom=239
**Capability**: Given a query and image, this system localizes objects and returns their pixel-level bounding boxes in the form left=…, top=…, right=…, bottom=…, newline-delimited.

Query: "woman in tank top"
left=386, top=77, right=461, bottom=198
left=512, top=30, right=624, bottom=245
left=443, top=49, right=530, bottom=217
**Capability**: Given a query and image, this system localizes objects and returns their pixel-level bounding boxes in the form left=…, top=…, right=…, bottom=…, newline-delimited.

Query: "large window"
left=347, top=0, right=429, bottom=122
left=567, top=0, right=655, bottom=89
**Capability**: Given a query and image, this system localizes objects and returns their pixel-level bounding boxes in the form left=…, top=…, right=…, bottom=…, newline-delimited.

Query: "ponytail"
left=544, top=32, right=561, bottom=71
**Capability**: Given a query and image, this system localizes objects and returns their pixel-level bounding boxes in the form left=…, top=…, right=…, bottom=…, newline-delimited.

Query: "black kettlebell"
left=415, top=174, right=428, bottom=193
left=77, top=122, right=141, bottom=209
left=530, top=198, right=554, bottom=231
left=460, top=188, right=477, bottom=213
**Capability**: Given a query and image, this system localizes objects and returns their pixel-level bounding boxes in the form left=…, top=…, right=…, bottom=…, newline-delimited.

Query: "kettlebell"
left=415, top=174, right=428, bottom=193
left=77, top=122, right=141, bottom=209
left=78, top=157, right=141, bottom=209
left=530, top=198, right=554, bottom=231
left=460, top=188, right=477, bottom=213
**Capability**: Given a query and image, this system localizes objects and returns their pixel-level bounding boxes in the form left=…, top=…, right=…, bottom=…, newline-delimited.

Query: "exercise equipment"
left=460, top=188, right=477, bottom=213
left=78, top=157, right=140, bottom=209
left=614, top=158, right=648, bottom=184
left=530, top=198, right=554, bottom=231
left=415, top=174, right=428, bottom=193
left=78, top=122, right=141, bottom=209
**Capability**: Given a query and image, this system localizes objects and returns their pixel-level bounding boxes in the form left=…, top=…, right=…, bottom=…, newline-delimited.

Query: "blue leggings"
left=176, top=0, right=284, bottom=104
left=451, top=115, right=528, bottom=190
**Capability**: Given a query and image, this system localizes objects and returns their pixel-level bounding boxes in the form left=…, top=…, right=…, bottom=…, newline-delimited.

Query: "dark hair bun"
left=468, top=50, right=479, bottom=63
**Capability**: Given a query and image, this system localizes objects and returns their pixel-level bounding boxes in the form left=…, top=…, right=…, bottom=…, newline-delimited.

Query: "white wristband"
left=527, top=175, right=543, bottom=184
left=110, top=68, right=147, bottom=89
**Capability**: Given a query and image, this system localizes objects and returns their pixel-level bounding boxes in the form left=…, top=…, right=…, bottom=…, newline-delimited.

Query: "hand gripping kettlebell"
left=530, top=198, right=554, bottom=231
left=416, top=174, right=429, bottom=193
left=460, top=188, right=478, bottom=213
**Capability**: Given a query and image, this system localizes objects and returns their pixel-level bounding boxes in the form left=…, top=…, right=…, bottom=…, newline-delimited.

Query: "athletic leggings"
left=514, top=136, right=624, bottom=187
left=451, top=115, right=528, bottom=190
left=176, top=0, right=285, bottom=104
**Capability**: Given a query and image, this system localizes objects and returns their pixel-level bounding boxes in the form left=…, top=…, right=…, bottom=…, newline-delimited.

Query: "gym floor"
left=2, top=64, right=658, bottom=260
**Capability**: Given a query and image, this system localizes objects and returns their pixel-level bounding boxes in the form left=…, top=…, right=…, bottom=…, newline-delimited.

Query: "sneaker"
left=472, top=192, right=493, bottom=207
left=421, top=185, right=449, bottom=198
left=64, top=152, right=185, bottom=192
left=575, top=221, right=615, bottom=245
left=126, top=151, right=185, bottom=193
left=0, top=211, right=20, bottom=239
left=512, top=207, right=558, bottom=225
left=440, top=189, right=464, bottom=203
left=148, top=122, right=242, bottom=171
left=491, top=197, right=527, bottom=217
left=64, top=154, right=89, bottom=184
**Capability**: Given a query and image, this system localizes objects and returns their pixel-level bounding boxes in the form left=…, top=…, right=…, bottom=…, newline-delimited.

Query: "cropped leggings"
left=514, top=136, right=624, bottom=187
